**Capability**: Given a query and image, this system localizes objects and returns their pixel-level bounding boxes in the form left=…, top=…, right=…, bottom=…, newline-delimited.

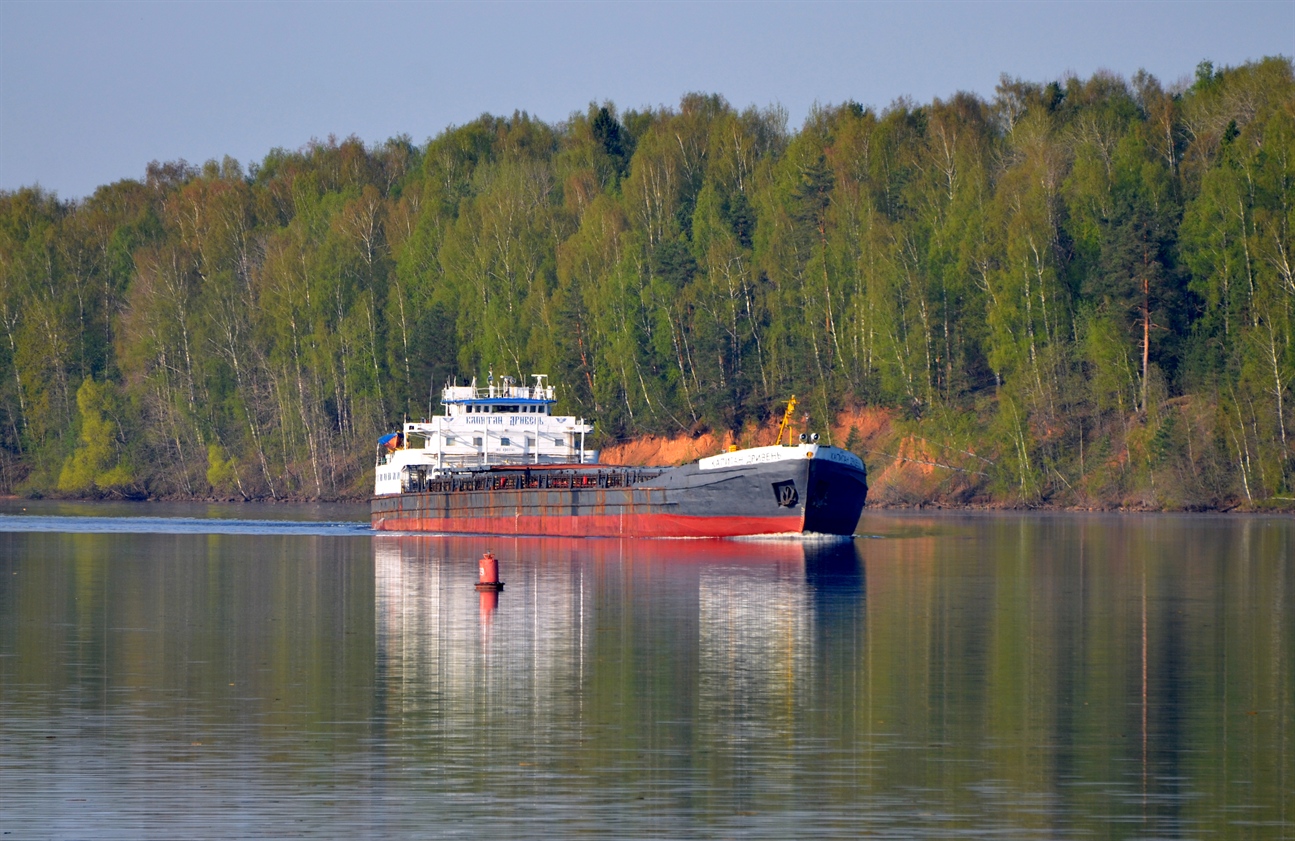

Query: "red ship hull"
left=370, top=511, right=803, bottom=538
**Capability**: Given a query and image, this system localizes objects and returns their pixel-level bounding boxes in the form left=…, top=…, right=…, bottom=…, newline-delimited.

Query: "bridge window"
left=501, top=437, right=511, bottom=447
left=474, top=437, right=483, bottom=447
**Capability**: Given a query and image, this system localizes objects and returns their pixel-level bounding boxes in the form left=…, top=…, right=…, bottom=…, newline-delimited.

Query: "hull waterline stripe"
left=372, top=512, right=808, bottom=538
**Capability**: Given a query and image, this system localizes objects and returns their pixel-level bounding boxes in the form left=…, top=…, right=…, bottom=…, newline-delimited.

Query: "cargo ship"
left=370, top=375, right=867, bottom=537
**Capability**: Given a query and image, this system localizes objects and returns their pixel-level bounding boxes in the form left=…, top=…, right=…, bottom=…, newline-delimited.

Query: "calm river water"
left=0, top=502, right=1290, bottom=839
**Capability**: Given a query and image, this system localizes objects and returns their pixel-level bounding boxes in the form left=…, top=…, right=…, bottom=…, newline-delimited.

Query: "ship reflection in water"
left=374, top=536, right=864, bottom=736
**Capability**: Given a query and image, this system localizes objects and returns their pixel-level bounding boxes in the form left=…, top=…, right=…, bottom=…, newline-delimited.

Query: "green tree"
left=58, top=378, right=133, bottom=494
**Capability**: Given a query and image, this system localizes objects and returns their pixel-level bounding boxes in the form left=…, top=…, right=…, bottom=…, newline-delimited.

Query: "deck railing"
left=402, top=468, right=665, bottom=495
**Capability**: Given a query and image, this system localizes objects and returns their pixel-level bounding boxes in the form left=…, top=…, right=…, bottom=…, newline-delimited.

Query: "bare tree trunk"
left=1141, top=274, right=1150, bottom=414
left=1228, top=388, right=1253, bottom=501
left=288, top=312, right=323, bottom=498
left=1263, top=321, right=1288, bottom=455
left=1, top=304, right=26, bottom=444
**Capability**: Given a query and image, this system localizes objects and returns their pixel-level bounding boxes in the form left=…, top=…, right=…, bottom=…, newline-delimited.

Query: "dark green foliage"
left=650, top=238, right=697, bottom=289
left=0, top=59, right=1291, bottom=505
left=591, top=106, right=630, bottom=181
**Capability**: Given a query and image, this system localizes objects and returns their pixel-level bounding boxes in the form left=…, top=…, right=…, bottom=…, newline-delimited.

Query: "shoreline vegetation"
left=1, top=58, right=1293, bottom=512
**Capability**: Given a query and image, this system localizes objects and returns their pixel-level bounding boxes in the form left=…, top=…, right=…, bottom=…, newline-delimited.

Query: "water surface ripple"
left=0, top=513, right=372, bottom=537
left=0, top=509, right=1290, bottom=839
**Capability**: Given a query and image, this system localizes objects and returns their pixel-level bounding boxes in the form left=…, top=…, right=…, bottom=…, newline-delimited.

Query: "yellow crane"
left=776, top=395, right=797, bottom=446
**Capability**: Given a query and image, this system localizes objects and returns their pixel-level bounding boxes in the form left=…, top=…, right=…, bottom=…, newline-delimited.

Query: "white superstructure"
left=374, top=375, right=596, bottom=496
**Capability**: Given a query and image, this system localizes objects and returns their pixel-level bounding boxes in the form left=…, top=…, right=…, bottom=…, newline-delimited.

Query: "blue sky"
left=2, top=0, right=1291, bottom=200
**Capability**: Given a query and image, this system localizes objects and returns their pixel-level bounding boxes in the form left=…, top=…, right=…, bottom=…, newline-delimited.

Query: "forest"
left=0, top=57, right=1291, bottom=507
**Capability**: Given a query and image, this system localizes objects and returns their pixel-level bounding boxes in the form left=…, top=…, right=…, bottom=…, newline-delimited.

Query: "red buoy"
left=475, top=552, right=504, bottom=591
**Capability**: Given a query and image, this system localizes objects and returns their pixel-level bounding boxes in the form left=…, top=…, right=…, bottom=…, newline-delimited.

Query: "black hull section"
left=646, top=454, right=869, bottom=534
